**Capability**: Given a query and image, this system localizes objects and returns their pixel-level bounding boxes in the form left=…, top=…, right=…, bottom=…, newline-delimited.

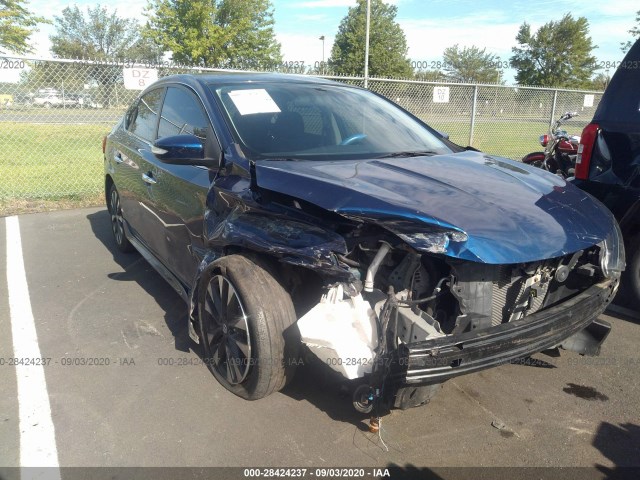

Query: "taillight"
left=102, top=136, right=107, bottom=154
left=574, top=123, right=599, bottom=180
left=539, top=134, right=549, bottom=147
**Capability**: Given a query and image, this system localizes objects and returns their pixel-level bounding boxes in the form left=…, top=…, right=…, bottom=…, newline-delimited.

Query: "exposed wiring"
left=397, top=276, right=450, bottom=306
left=396, top=290, right=441, bottom=306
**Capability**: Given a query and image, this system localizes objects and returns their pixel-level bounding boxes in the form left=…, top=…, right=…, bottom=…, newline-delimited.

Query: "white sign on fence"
left=583, top=94, right=595, bottom=107
left=123, top=68, right=158, bottom=90
left=433, top=87, right=450, bottom=103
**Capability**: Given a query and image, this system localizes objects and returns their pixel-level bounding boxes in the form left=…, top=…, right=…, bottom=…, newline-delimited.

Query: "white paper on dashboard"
left=228, top=89, right=281, bottom=115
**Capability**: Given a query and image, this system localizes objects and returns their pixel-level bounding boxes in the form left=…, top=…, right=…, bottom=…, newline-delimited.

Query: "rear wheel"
left=198, top=255, right=299, bottom=400
left=108, top=184, right=134, bottom=253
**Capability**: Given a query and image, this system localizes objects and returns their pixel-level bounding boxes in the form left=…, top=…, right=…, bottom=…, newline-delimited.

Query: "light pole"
left=364, top=0, right=371, bottom=88
left=319, top=35, right=325, bottom=74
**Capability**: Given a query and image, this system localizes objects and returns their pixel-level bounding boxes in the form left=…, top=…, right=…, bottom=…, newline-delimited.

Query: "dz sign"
left=123, top=68, right=159, bottom=90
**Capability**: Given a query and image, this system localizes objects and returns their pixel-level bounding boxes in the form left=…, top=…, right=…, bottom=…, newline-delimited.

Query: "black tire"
left=622, top=234, right=640, bottom=308
left=107, top=183, right=135, bottom=253
left=393, top=383, right=442, bottom=410
left=198, top=255, right=299, bottom=400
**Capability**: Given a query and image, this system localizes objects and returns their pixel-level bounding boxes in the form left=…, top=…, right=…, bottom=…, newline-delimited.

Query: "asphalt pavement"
left=0, top=208, right=639, bottom=478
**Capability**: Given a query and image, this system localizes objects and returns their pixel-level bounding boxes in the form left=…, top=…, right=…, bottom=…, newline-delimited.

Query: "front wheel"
left=198, top=255, right=299, bottom=400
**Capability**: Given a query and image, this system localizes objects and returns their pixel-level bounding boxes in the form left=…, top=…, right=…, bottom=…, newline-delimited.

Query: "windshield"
left=210, top=82, right=454, bottom=160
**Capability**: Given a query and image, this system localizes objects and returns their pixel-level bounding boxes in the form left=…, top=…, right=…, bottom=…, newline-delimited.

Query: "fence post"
left=469, top=85, right=478, bottom=147
left=549, top=89, right=558, bottom=126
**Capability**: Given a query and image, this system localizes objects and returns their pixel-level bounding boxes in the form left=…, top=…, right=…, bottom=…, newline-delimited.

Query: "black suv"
left=573, top=39, right=640, bottom=308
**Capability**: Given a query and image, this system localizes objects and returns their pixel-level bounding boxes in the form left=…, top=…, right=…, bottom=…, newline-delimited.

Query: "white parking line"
left=5, top=216, right=61, bottom=479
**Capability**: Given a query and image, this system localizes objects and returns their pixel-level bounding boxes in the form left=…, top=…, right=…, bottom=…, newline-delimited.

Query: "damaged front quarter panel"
left=187, top=176, right=355, bottom=342
left=203, top=206, right=348, bottom=273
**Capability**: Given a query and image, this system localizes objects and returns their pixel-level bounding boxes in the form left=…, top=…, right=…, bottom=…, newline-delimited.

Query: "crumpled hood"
left=254, top=151, right=616, bottom=264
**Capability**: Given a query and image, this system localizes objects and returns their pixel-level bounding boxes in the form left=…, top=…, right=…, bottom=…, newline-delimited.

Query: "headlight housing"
left=599, top=220, right=625, bottom=279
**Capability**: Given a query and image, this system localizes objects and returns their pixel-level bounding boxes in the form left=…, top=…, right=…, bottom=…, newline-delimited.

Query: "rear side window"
left=158, top=87, right=209, bottom=141
left=129, top=88, right=163, bottom=142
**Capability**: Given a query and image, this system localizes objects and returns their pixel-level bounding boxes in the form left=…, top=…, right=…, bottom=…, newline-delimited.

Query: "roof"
left=154, top=72, right=344, bottom=88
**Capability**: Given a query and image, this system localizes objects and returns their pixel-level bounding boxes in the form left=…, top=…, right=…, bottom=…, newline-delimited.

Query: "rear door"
left=114, top=87, right=166, bottom=254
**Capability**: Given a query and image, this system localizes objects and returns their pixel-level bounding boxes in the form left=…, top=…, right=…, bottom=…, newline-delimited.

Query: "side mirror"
left=436, top=130, right=450, bottom=140
left=152, top=134, right=221, bottom=168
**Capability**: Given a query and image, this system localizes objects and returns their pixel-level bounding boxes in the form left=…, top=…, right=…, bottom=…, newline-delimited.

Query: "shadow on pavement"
left=605, top=303, right=640, bottom=326
left=87, top=209, right=368, bottom=421
left=82, top=208, right=575, bottom=430
left=281, top=348, right=372, bottom=428
left=86, top=209, right=192, bottom=353
left=593, top=421, right=640, bottom=479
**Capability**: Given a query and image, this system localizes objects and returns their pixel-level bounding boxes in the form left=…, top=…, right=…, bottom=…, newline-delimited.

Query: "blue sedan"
left=104, top=73, right=624, bottom=412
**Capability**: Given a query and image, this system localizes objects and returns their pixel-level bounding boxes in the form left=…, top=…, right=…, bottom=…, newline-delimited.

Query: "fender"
left=522, top=151, right=545, bottom=164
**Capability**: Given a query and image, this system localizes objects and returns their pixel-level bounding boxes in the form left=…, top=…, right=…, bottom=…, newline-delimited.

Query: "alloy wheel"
left=110, top=189, right=125, bottom=245
left=202, top=275, right=252, bottom=385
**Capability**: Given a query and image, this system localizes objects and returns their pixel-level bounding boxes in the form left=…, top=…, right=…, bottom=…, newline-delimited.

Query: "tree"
left=0, top=0, right=48, bottom=54
left=50, top=5, right=160, bottom=61
left=590, top=72, right=610, bottom=91
left=621, top=10, right=640, bottom=53
left=143, top=0, right=282, bottom=69
left=44, top=5, right=160, bottom=106
left=414, top=70, right=447, bottom=82
left=442, top=45, right=502, bottom=83
left=329, top=0, right=412, bottom=78
left=510, top=14, right=597, bottom=88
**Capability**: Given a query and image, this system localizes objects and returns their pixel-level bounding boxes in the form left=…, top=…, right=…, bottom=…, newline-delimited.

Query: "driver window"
left=158, top=87, right=209, bottom=141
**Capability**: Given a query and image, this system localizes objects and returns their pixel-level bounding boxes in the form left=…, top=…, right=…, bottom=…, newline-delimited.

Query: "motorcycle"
left=522, top=112, right=581, bottom=178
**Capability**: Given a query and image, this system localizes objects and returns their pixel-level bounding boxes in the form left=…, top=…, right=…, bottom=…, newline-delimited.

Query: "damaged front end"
left=189, top=152, right=624, bottom=411
left=297, top=221, right=623, bottom=411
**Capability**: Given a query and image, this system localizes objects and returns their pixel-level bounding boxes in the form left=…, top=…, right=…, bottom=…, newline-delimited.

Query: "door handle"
left=114, top=151, right=124, bottom=164
left=142, top=172, right=157, bottom=185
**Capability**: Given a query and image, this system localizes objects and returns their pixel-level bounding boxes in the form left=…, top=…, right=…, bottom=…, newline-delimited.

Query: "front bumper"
left=398, top=279, right=617, bottom=385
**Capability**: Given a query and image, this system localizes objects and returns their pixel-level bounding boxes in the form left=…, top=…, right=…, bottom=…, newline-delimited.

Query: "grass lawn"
left=426, top=119, right=557, bottom=160
left=0, top=122, right=110, bottom=214
left=0, top=117, right=575, bottom=215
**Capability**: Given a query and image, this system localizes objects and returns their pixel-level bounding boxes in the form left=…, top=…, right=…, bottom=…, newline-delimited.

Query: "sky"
left=5, top=0, right=640, bottom=84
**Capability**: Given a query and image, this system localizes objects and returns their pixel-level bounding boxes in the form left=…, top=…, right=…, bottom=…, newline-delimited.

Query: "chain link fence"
left=0, top=56, right=603, bottom=205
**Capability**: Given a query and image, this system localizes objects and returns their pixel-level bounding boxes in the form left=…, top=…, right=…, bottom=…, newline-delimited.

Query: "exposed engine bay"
left=297, top=234, right=614, bottom=411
